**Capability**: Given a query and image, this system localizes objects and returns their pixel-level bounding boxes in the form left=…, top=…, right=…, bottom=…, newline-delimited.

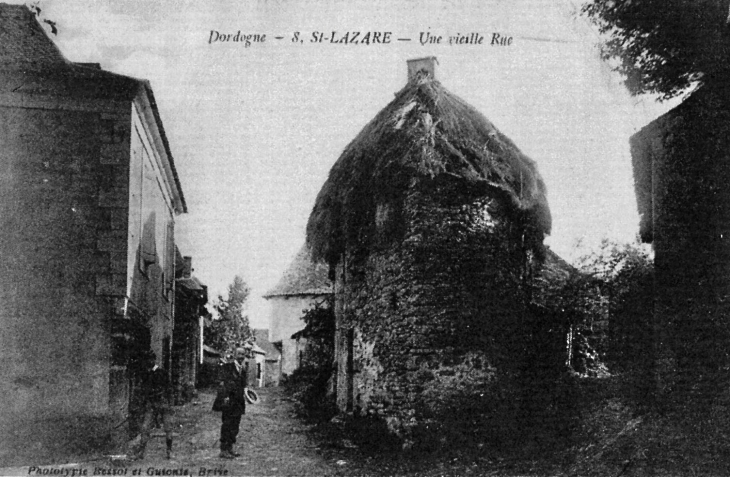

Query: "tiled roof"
left=0, top=4, right=188, bottom=213
left=0, top=4, right=66, bottom=68
left=252, top=329, right=281, bottom=360
left=251, top=344, right=266, bottom=355
left=263, top=245, right=333, bottom=298
left=0, top=4, right=138, bottom=98
left=177, top=276, right=206, bottom=292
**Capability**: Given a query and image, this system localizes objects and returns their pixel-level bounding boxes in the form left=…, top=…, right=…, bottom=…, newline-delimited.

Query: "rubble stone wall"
left=631, top=86, right=730, bottom=389
left=334, top=178, right=534, bottom=437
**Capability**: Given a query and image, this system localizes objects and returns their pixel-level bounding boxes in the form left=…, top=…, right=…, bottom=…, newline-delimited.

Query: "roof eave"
left=262, top=290, right=334, bottom=300
left=133, top=81, right=187, bottom=215
left=630, top=119, right=661, bottom=244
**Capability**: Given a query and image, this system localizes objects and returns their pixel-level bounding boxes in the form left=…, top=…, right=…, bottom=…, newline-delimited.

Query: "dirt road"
left=2, top=388, right=519, bottom=476
left=2, top=388, right=346, bottom=477
left=127, top=387, right=342, bottom=476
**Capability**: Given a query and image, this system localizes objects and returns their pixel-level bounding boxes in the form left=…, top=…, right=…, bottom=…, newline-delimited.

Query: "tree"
left=286, top=298, right=336, bottom=417
left=583, top=2, right=730, bottom=400
left=581, top=0, right=730, bottom=99
left=204, top=275, right=252, bottom=354
left=540, top=239, right=653, bottom=377
left=575, top=240, right=654, bottom=367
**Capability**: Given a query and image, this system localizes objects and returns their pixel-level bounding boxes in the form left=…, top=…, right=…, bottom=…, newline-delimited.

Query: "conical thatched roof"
left=263, top=245, right=332, bottom=298
left=307, top=65, right=551, bottom=265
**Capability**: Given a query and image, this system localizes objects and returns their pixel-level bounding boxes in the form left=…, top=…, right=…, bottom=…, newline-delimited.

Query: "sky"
left=16, top=0, right=681, bottom=328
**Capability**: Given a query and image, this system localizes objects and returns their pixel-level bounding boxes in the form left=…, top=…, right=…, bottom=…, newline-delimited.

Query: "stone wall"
left=0, top=91, right=181, bottom=464
left=631, top=85, right=730, bottom=392
left=0, top=101, right=131, bottom=464
left=334, top=177, right=537, bottom=438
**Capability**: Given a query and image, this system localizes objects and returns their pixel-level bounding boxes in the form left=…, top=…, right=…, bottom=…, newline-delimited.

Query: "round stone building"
left=307, top=57, right=553, bottom=440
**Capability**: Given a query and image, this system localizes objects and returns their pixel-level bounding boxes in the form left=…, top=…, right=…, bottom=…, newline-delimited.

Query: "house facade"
left=0, top=5, right=186, bottom=464
left=253, top=328, right=282, bottom=387
left=247, top=343, right=267, bottom=388
left=630, top=84, right=730, bottom=390
left=172, top=255, right=207, bottom=403
left=306, top=58, right=553, bottom=439
left=264, top=245, right=332, bottom=380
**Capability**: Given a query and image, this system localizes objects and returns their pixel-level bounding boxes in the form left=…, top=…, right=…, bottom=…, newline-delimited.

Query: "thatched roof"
left=530, top=247, right=582, bottom=309
left=307, top=64, right=551, bottom=265
left=536, top=248, right=578, bottom=287
left=263, top=245, right=333, bottom=298
left=0, top=3, right=187, bottom=213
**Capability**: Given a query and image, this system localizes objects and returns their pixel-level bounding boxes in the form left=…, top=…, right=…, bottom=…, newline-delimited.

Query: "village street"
left=2, top=388, right=341, bottom=477
left=128, top=387, right=339, bottom=476
left=1, top=387, right=521, bottom=477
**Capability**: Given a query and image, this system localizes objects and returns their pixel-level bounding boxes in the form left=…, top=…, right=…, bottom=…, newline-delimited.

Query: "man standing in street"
left=213, top=345, right=250, bottom=459
left=130, top=350, right=174, bottom=460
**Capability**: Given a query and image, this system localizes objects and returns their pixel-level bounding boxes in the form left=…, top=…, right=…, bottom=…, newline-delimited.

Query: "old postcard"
left=2, top=0, right=726, bottom=476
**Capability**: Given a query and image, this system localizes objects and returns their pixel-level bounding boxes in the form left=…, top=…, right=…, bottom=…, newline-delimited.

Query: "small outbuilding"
left=253, top=328, right=282, bottom=387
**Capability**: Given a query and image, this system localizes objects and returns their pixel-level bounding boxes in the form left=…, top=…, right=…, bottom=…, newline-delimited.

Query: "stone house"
left=247, top=343, right=267, bottom=388
left=252, top=328, right=282, bottom=387
left=171, top=255, right=208, bottom=403
left=264, top=244, right=332, bottom=380
left=0, top=5, right=186, bottom=464
left=306, top=57, right=553, bottom=436
left=630, top=83, right=730, bottom=386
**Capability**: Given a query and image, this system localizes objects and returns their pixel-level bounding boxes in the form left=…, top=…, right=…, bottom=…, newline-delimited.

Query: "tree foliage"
left=286, top=298, right=336, bottom=418
left=538, top=239, right=653, bottom=377
left=581, top=0, right=730, bottom=99
left=203, top=275, right=252, bottom=354
left=572, top=239, right=654, bottom=381
left=291, top=297, right=335, bottom=368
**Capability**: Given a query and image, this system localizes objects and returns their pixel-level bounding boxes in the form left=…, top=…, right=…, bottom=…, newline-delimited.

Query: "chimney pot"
left=183, top=256, right=193, bottom=278
left=407, top=56, right=438, bottom=82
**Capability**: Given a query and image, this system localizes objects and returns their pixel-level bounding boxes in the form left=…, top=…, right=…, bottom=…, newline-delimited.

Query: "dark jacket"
left=212, top=361, right=247, bottom=415
left=140, top=365, right=171, bottom=405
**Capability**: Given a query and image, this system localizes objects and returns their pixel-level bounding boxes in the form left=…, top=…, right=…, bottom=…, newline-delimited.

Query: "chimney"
left=183, top=256, right=193, bottom=278
left=407, top=56, right=438, bottom=82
